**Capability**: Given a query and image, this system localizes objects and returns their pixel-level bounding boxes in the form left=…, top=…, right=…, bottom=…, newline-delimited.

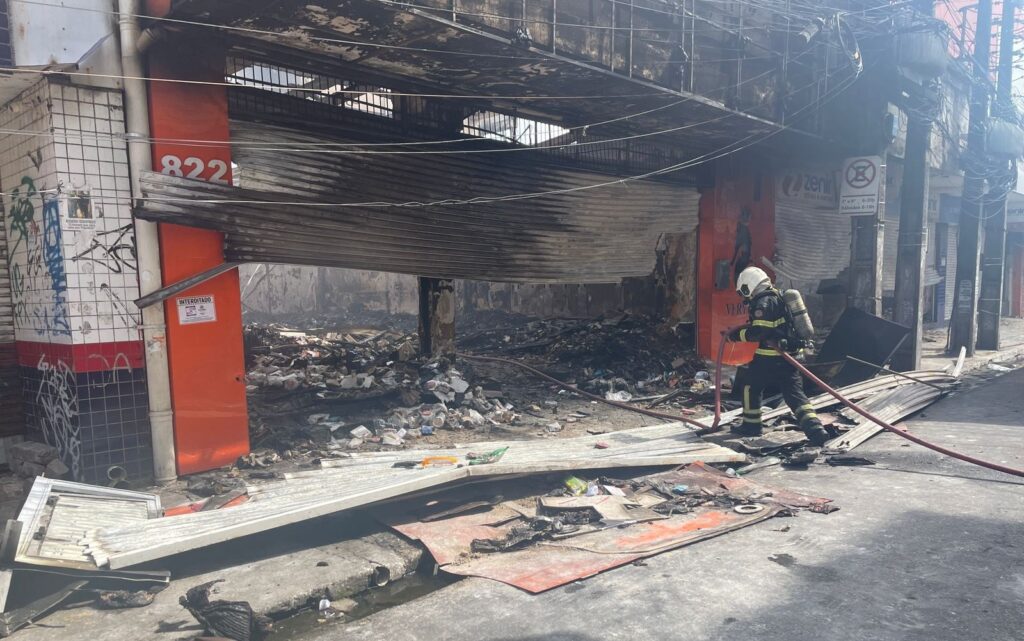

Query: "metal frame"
left=15, top=479, right=161, bottom=570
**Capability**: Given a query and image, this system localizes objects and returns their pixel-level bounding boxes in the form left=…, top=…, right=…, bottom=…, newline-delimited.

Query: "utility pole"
left=892, top=103, right=934, bottom=370
left=976, top=0, right=1018, bottom=350
left=892, top=1, right=939, bottom=371
left=948, top=0, right=994, bottom=357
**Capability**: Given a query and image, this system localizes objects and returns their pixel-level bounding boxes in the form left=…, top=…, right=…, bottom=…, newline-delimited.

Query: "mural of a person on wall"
left=732, top=207, right=753, bottom=284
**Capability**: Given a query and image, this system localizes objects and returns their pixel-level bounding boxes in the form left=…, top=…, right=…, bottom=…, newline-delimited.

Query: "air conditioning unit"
left=897, top=29, right=948, bottom=79
left=987, top=117, right=1024, bottom=158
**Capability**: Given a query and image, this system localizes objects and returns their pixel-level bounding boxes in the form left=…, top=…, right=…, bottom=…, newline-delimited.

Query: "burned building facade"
left=0, top=0, right=1019, bottom=484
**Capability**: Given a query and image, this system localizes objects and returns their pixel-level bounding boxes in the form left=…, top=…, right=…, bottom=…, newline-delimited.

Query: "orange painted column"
left=696, top=168, right=776, bottom=365
left=144, top=10, right=249, bottom=474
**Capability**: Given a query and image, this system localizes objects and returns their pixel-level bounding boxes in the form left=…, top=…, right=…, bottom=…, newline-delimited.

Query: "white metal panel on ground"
left=15, top=479, right=161, bottom=570
left=83, top=422, right=743, bottom=569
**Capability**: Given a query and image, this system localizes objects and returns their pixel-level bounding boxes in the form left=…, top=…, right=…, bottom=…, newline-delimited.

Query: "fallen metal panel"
left=0, top=580, right=87, bottom=637
left=15, top=479, right=161, bottom=570
left=436, top=508, right=782, bottom=593
left=816, top=308, right=911, bottom=387
left=826, top=384, right=946, bottom=452
left=82, top=422, right=742, bottom=569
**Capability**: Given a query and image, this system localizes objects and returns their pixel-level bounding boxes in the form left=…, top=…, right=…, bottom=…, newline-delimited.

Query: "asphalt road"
left=310, top=368, right=1024, bottom=641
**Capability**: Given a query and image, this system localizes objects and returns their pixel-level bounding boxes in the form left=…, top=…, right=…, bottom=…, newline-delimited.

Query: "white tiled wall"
left=0, top=79, right=66, bottom=344
left=50, top=83, right=140, bottom=345
left=0, top=79, right=141, bottom=347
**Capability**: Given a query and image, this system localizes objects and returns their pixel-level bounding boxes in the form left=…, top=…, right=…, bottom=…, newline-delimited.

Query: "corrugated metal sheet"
left=138, top=121, right=701, bottom=283
left=16, top=479, right=161, bottom=570
left=774, top=201, right=853, bottom=293
left=83, top=421, right=742, bottom=569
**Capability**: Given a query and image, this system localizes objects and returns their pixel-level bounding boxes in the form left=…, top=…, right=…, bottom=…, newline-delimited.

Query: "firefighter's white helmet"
left=736, top=266, right=771, bottom=299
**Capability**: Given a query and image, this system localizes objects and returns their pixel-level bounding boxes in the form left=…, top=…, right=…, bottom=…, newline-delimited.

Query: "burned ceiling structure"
left=159, top=0, right=866, bottom=155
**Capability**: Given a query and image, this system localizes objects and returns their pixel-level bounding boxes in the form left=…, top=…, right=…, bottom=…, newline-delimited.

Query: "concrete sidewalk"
left=13, top=512, right=422, bottom=641
left=921, top=316, right=1024, bottom=373
left=324, top=369, right=1024, bottom=641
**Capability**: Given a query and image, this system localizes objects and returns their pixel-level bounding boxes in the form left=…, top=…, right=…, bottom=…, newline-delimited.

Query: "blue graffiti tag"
left=41, top=198, right=70, bottom=337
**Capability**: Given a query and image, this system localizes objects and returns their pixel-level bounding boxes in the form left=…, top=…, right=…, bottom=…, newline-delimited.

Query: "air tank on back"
left=783, top=289, right=815, bottom=340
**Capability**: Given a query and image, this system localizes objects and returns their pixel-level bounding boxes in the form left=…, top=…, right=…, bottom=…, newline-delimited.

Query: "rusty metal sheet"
left=386, top=463, right=832, bottom=593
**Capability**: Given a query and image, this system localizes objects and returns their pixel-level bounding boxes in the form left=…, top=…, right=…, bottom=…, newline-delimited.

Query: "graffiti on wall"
left=71, top=224, right=136, bottom=274
left=35, top=354, right=81, bottom=479
left=7, top=174, right=71, bottom=339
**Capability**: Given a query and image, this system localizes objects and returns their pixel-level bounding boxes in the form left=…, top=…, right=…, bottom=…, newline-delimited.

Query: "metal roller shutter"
left=0, top=199, right=23, bottom=437
left=943, top=226, right=959, bottom=321
left=138, top=121, right=701, bottom=284
left=773, top=201, right=852, bottom=294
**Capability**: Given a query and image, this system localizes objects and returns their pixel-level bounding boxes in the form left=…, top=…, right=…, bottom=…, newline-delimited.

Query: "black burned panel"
left=21, top=364, right=153, bottom=486
left=0, top=1, right=11, bottom=67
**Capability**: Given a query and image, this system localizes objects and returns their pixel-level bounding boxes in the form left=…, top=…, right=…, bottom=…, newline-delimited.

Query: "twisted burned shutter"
left=138, top=120, right=701, bottom=284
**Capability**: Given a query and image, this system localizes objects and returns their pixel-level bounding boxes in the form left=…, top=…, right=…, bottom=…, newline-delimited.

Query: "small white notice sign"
left=839, top=155, right=883, bottom=215
left=176, top=295, right=217, bottom=325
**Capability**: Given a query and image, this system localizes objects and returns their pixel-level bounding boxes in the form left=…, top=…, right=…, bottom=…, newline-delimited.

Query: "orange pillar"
left=144, top=12, right=249, bottom=474
left=696, top=168, right=776, bottom=365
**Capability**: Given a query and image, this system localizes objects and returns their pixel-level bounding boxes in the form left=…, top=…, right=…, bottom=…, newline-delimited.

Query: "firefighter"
left=725, top=266, right=834, bottom=446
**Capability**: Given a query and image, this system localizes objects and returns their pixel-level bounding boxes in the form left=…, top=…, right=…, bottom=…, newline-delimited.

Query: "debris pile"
left=244, top=324, right=421, bottom=410
left=244, top=325, right=520, bottom=453
left=8, top=441, right=68, bottom=479
left=460, top=314, right=714, bottom=405
left=385, top=462, right=833, bottom=592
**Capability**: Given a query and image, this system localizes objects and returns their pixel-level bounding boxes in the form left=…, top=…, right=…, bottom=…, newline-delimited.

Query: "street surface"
left=315, top=368, right=1024, bottom=641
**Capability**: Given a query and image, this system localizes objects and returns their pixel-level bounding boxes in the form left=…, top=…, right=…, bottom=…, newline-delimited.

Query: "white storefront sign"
left=775, top=169, right=838, bottom=209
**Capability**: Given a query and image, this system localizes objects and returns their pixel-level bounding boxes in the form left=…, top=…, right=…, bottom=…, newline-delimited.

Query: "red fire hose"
left=779, top=350, right=1024, bottom=478
left=461, top=328, right=1024, bottom=478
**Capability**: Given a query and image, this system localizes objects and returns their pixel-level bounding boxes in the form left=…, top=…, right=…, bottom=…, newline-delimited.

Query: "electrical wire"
left=13, top=69, right=860, bottom=207
left=0, top=52, right=811, bottom=155
left=0, top=65, right=668, bottom=100
left=8, top=0, right=901, bottom=66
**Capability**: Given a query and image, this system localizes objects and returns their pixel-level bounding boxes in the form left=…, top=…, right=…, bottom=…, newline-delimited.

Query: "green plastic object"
left=564, top=476, right=588, bottom=496
left=467, top=446, right=509, bottom=466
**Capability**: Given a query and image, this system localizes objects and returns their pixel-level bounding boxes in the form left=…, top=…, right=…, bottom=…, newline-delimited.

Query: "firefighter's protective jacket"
left=729, top=289, right=799, bottom=357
